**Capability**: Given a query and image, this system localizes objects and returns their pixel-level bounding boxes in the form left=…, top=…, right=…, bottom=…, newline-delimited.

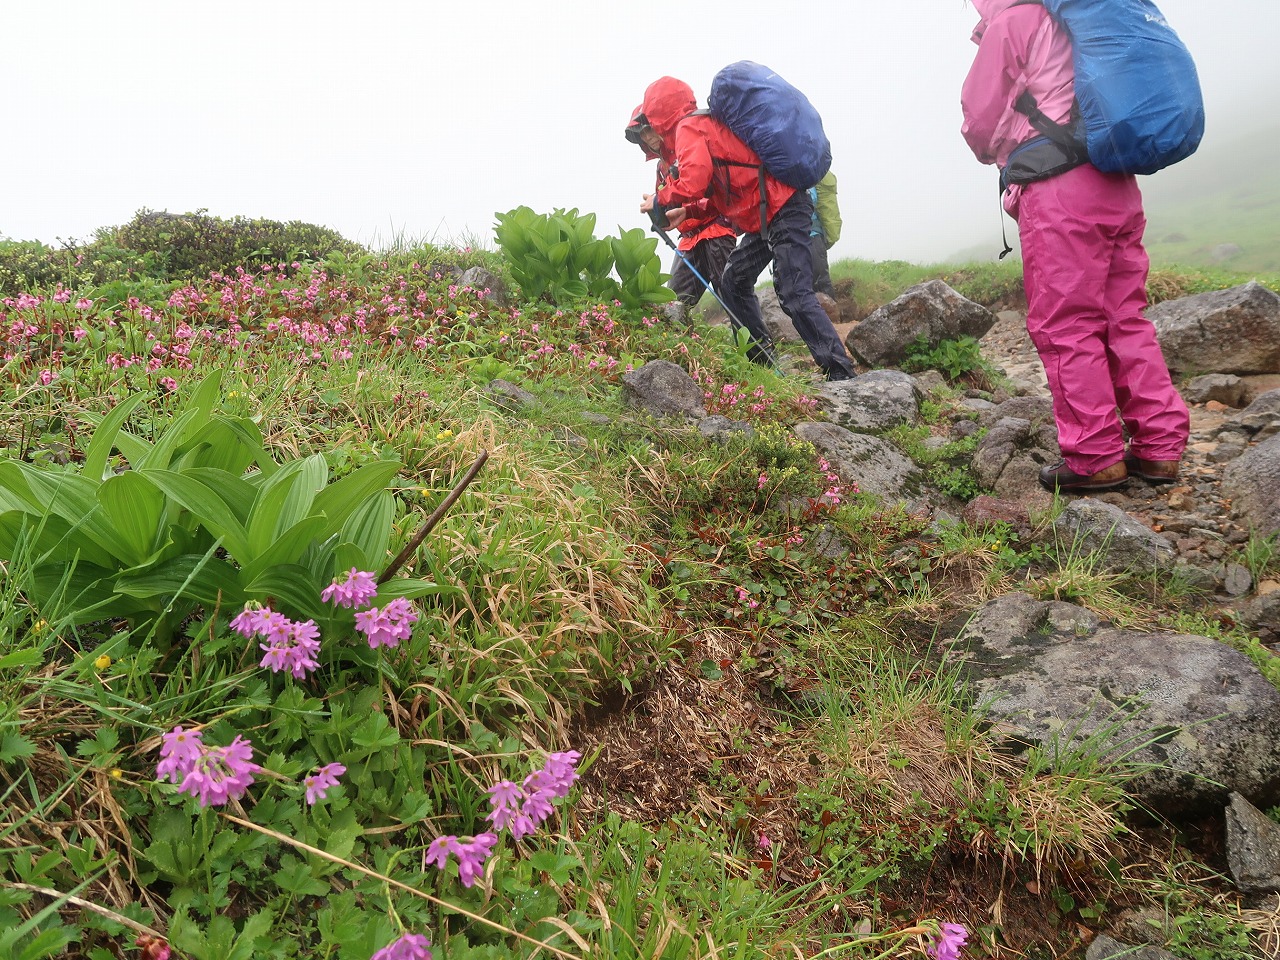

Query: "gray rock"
left=1226, top=793, right=1280, bottom=894
left=458, top=266, right=510, bottom=307
left=911, top=369, right=949, bottom=396
left=978, top=394, right=1056, bottom=430
left=1223, top=564, right=1254, bottom=597
left=793, top=422, right=921, bottom=503
left=1150, top=281, right=1280, bottom=376
left=952, top=419, right=981, bottom=440
left=1086, top=935, right=1177, bottom=960
left=1052, top=498, right=1177, bottom=574
left=1222, top=433, right=1280, bottom=537
left=662, top=300, right=691, bottom=326
left=820, top=370, right=921, bottom=432
left=756, top=287, right=801, bottom=343
left=621, top=360, right=707, bottom=420
left=580, top=412, right=612, bottom=426
left=485, top=378, right=538, bottom=410
left=697, top=415, right=755, bottom=443
left=970, top=416, right=1058, bottom=501
left=950, top=593, right=1280, bottom=815
left=845, top=280, right=996, bottom=368
left=1183, top=373, right=1249, bottom=407
left=1227, top=388, right=1280, bottom=435
left=1240, top=592, right=1280, bottom=635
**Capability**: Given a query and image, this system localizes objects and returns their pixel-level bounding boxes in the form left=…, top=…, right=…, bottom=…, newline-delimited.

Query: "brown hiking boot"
left=1124, top=454, right=1180, bottom=484
left=1038, top=459, right=1129, bottom=493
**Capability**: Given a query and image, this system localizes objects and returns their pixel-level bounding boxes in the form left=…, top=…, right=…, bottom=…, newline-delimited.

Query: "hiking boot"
left=1124, top=454, right=1180, bottom=484
left=826, top=370, right=855, bottom=383
left=1038, top=459, right=1129, bottom=493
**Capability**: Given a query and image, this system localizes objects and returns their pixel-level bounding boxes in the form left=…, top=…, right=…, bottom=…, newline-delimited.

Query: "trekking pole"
left=647, top=207, right=783, bottom=373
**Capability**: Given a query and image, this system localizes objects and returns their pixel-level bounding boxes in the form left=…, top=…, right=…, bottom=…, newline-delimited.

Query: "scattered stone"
left=820, top=370, right=921, bottom=432
left=1052, top=498, right=1176, bottom=574
left=949, top=592, right=1280, bottom=814
left=580, top=412, right=612, bottom=426
left=845, top=280, right=996, bottom=368
left=793, top=422, right=922, bottom=503
left=1150, top=281, right=1280, bottom=376
left=1227, top=389, right=1280, bottom=435
left=485, top=378, right=538, bottom=410
left=662, top=300, right=690, bottom=326
left=1223, top=564, right=1254, bottom=597
left=910, top=369, right=949, bottom=396
left=1226, top=792, right=1280, bottom=894
left=816, top=291, right=843, bottom=326
left=621, top=361, right=707, bottom=420
left=952, top=419, right=981, bottom=440
left=697, top=416, right=755, bottom=443
left=549, top=426, right=588, bottom=449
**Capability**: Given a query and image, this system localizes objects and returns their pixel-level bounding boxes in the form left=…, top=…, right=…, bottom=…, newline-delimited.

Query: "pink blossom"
left=320, top=568, right=378, bottom=609
left=371, top=934, right=432, bottom=960
left=303, top=762, right=347, bottom=805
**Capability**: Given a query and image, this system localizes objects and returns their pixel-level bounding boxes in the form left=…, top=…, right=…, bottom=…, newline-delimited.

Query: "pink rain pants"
left=1018, top=164, right=1189, bottom=475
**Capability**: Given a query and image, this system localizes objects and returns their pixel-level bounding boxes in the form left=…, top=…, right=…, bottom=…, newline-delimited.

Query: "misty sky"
left=2, top=1, right=1276, bottom=263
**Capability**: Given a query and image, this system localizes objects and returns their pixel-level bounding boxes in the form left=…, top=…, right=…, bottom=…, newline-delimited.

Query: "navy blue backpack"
left=1019, top=0, right=1204, bottom=175
left=707, top=61, right=832, bottom=189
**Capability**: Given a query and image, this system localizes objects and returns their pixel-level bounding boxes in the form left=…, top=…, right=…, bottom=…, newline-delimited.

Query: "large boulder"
left=1149, top=281, right=1280, bottom=376
left=820, top=370, right=921, bottom=432
left=1222, top=433, right=1280, bottom=537
left=947, top=593, right=1280, bottom=815
left=845, top=280, right=996, bottom=368
left=755, top=287, right=800, bottom=343
left=793, top=422, right=921, bottom=503
left=621, top=360, right=706, bottom=419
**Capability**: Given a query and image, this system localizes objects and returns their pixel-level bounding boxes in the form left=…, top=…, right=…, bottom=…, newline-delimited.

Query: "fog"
left=2, top=1, right=1276, bottom=263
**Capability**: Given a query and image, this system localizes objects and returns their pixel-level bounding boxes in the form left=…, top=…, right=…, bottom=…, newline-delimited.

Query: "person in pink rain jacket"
left=960, top=0, right=1189, bottom=493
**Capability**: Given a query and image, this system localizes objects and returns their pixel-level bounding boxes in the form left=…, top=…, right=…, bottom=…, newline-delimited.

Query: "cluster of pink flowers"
left=156, top=725, right=346, bottom=810
left=322, top=568, right=420, bottom=650
left=155, top=726, right=260, bottom=807
left=734, top=585, right=760, bottom=611
left=371, top=934, right=432, bottom=960
left=419, top=750, right=581, bottom=893
left=817, top=456, right=848, bottom=506
left=484, top=750, right=581, bottom=841
left=230, top=605, right=322, bottom=678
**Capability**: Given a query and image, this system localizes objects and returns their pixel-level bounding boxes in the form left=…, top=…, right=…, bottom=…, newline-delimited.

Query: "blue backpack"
left=707, top=61, right=832, bottom=189
left=1016, top=0, right=1204, bottom=175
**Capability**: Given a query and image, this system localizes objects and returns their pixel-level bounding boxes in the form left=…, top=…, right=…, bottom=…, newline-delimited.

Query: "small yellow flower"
left=436, top=429, right=454, bottom=441
left=110, top=768, right=123, bottom=779
left=228, top=390, right=239, bottom=398
left=94, top=654, right=112, bottom=670
left=32, top=619, right=47, bottom=634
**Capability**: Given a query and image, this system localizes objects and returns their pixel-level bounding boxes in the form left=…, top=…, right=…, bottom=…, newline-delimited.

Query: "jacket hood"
left=640, top=77, right=697, bottom=139
left=970, top=0, right=1024, bottom=41
left=624, top=103, right=660, bottom=160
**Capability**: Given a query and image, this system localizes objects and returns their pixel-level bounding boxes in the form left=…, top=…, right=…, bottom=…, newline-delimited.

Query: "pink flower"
left=156, top=726, right=205, bottom=783
left=926, top=923, right=968, bottom=960
left=159, top=377, right=178, bottom=392
left=757, top=831, right=772, bottom=851
left=38, top=370, right=54, bottom=385
left=354, top=597, right=418, bottom=650
left=259, top=618, right=322, bottom=679
left=75, top=298, right=94, bottom=310
left=303, top=762, right=347, bottom=805
left=371, top=933, right=432, bottom=960
left=320, top=568, right=378, bottom=609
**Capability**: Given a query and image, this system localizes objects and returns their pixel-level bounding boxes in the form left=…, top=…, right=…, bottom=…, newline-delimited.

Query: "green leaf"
left=142, top=470, right=252, bottom=559
left=0, top=733, right=38, bottom=764
left=242, top=564, right=325, bottom=621
left=310, top=460, right=401, bottom=539
left=96, top=472, right=165, bottom=566
left=113, top=553, right=242, bottom=608
left=0, top=649, right=41, bottom=670
left=246, top=456, right=326, bottom=558
left=80, top=392, right=146, bottom=481
left=338, top=490, right=393, bottom=568
left=238, top=515, right=328, bottom=585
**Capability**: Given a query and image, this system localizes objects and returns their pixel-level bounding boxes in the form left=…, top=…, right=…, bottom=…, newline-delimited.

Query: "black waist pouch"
left=1000, top=135, right=1087, bottom=191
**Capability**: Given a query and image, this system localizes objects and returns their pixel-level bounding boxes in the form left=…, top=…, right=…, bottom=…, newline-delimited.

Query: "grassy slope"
left=1142, top=123, right=1280, bottom=272
left=1, top=239, right=1275, bottom=959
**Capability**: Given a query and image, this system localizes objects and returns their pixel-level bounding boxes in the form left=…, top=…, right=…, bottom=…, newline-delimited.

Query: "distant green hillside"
left=1142, top=123, right=1280, bottom=272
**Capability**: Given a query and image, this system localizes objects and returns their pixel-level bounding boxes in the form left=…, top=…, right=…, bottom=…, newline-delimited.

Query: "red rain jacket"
left=641, top=76, right=795, bottom=236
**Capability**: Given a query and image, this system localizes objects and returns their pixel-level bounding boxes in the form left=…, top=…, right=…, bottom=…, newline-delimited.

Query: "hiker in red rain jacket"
left=625, top=105, right=737, bottom=308
left=637, top=77, right=855, bottom=380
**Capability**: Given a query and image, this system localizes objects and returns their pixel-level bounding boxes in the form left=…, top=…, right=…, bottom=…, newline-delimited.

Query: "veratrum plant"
left=0, top=371, right=410, bottom=640
left=494, top=206, right=674, bottom=307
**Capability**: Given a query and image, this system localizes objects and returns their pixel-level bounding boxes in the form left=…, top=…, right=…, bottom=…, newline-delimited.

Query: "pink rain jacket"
left=960, top=0, right=1076, bottom=168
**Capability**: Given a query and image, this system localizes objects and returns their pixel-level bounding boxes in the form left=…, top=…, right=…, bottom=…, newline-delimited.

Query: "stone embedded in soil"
left=1226, top=792, right=1280, bottom=894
